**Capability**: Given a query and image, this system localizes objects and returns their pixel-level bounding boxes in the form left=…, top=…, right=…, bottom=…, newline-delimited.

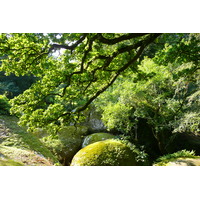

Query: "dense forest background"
left=0, top=33, right=200, bottom=166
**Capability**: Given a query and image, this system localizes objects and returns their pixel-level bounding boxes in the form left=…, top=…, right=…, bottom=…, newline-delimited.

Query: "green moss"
left=0, top=115, right=60, bottom=165
left=0, top=146, right=54, bottom=166
left=71, top=139, right=139, bottom=166
left=0, top=158, right=24, bottom=166
left=82, top=132, right=116, bottom=148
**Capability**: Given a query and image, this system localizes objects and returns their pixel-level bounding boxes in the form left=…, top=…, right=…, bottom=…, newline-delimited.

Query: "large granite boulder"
left=0, top=157, right=24, bottom=166
left=71, top=139, right=141, bottom=166
left=154, top=157, right=200, bottom=166
left=0, top=115, right=60, bottom=165
left=0, top=146, right=54, bottom=166
left=82, top=132, right=116, bottom=148
left=80, top=105, right=107, bottom=133
left=165, top=158, right=200, bottom=166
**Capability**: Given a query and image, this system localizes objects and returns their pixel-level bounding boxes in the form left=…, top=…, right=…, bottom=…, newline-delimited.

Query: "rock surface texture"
left=166, top=158, right=200, bottom=166
left=82, top=132, right=116, bottom=148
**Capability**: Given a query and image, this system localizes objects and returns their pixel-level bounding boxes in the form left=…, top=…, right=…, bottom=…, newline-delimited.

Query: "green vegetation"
left=41, top=126, right=88, bottom=165
left=0, top=33, right=199, bottom=166
left=0, top=95, right=10, bottom=115
left=0, top=146, right=53, bottom=166
left=0, top=72, right=36, bottom=99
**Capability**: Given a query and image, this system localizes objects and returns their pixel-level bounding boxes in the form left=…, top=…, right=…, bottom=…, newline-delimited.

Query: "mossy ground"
left=0, top=115, right=60, bottom=166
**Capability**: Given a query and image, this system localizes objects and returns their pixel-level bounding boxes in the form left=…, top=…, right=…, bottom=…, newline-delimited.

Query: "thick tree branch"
left=76, top=34, right=161, bottom=113
left=97, top=33, right=149, bottom=45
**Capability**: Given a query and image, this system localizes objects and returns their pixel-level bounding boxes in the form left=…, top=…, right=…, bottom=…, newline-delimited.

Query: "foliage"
left=154, top=150, right=197, bottom=166
left=94, top=34, right=200, bottom=140
left=40, top=125, right=88, bottom=165
left=0, top=33, right=199, bottom=164
left=41, top=135, right=64, bottom=159
left=0, top=72, right=36, bottom=99
left=117, top=137, right=148, bottom=163
left=0, top=33, right=161, bottom=132
left=0, top=94, right=10, bottom=115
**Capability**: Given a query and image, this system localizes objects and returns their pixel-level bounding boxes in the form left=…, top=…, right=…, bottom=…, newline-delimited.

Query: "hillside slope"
left=0, top=115, right=60, bottom=166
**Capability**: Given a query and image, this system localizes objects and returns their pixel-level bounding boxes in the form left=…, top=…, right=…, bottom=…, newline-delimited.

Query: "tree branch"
left=48, top=34, right=88, bottom=53
left=97, top=33, right=149, bottom=45
left=76, top=34, right=161, bottom=113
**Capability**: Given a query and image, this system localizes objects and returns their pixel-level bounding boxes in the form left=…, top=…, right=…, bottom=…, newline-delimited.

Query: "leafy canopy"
left=0, top=33, right=161, bottom=132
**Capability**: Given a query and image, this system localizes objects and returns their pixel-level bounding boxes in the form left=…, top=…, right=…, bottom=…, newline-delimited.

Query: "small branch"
left=48, top=34, right=87, bottom=53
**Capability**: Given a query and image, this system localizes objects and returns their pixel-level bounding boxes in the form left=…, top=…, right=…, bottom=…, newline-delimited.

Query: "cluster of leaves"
left=116, top=136, right=148, bottom=163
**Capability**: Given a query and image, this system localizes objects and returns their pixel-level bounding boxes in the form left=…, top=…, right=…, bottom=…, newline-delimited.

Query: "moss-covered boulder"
left=71, top=139, right=140, bottom=166
left=0, top=152, right=24, bottom=166
left=0, top=146, right=54, bottom=166
left=82, top=132, right=116, bottom=148
left=153, top=150, right=200, bottom=166
left=154, top=157, right=200, bottom=166
left=42, top=126, right=88, bottom=165
left=32, top=128, right=49, bottom=138
left=165, top=158, right=200, bottom=166
left=0, top=115, right=60, bottom=165
left=0, top=157, right=24, bottom=166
